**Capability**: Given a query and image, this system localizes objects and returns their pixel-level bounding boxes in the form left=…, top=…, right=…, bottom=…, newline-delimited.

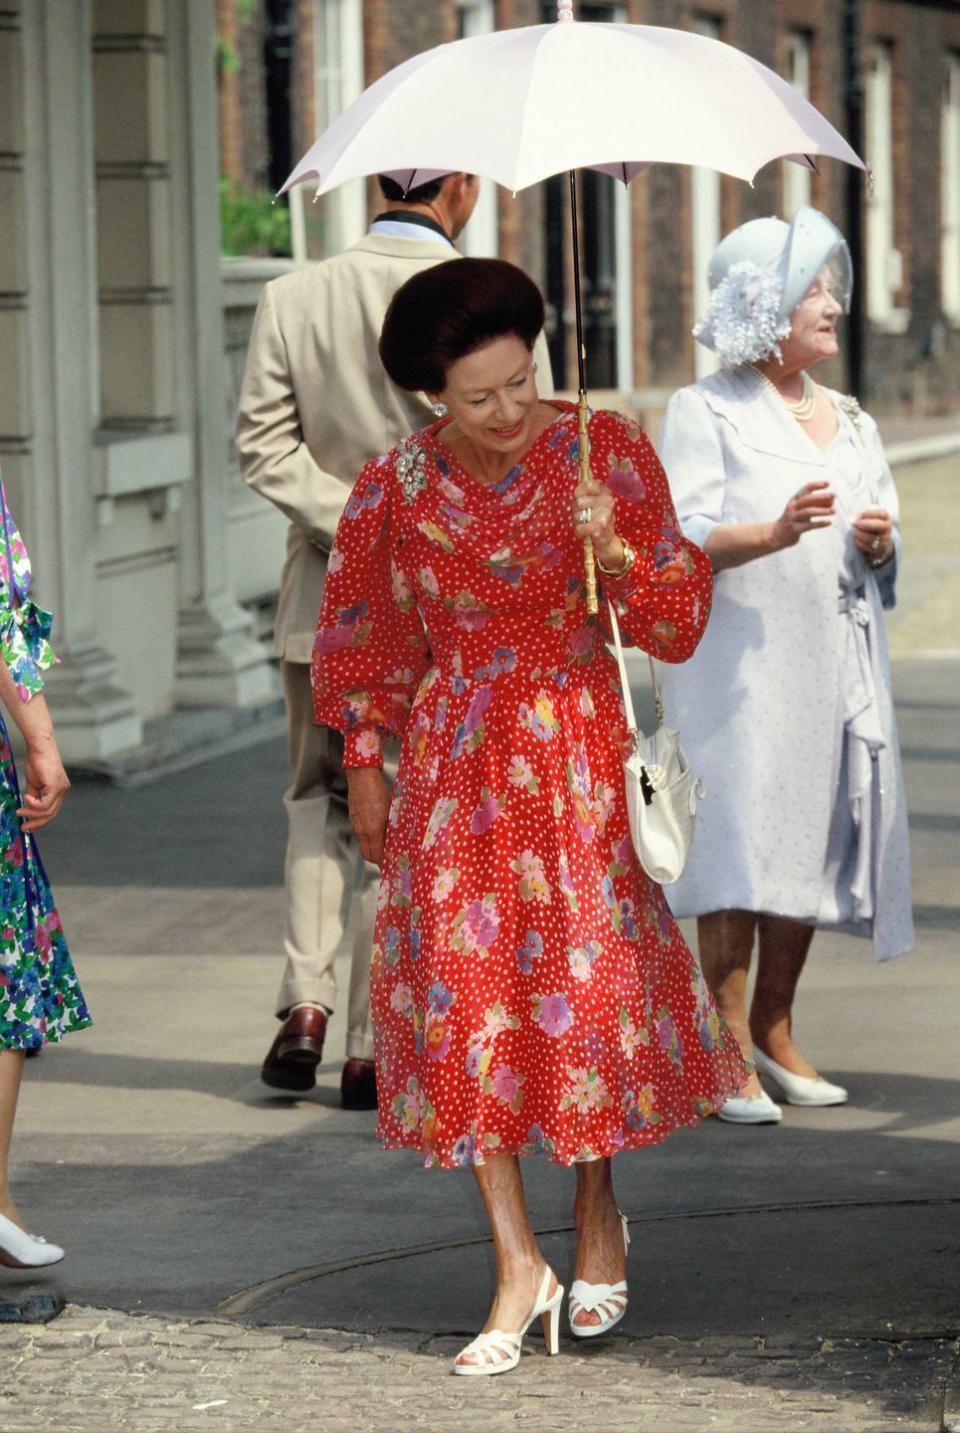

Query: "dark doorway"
left=541, top=2, right=626, bottom=391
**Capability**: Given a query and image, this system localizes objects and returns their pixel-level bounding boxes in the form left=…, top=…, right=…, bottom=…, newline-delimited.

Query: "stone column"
left=2, top=1, right=141, bottom=762
left=167, top=0, right=277, bottom=709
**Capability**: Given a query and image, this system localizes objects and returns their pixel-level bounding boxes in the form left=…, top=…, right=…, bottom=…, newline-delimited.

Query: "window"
left=942, top=53, right=960, bottom=319
left=691, top=16, right=722, bottom=377
left=783, top=30, right=813, bottom=216
left=290, top=0, right=365, bottom=260
left=455, top=1, right=499, bottom=258
left=865, top=41, right=908, bottom=331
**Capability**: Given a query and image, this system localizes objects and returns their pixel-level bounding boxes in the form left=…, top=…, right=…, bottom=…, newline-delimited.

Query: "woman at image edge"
left=312, top=259, right=746, bottom=1374
left=0, top=479, right=91, bottom=1269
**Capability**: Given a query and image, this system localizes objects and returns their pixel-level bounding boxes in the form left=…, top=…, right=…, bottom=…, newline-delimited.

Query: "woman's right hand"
left=770, top=480, right=835, bottom=550
left=346, top=767, right=390, bottom=868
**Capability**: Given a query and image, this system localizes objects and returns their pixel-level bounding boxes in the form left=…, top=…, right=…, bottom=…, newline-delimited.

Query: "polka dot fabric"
left=313, top=403, right=747, bottom=1168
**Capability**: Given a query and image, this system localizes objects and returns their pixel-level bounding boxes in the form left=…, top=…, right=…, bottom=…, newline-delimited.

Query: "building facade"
left=219, top=0, right=960, bottom=412
left=0, top=1, right=958, bottom=766
left=1, top=1, right=279, bottom=764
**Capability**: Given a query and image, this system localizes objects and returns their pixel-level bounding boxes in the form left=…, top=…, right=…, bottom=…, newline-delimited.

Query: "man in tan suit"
left=236, top=174, right=481, bottom=1108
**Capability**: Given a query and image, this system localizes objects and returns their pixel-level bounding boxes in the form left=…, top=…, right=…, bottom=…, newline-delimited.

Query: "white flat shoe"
left=569, top=1211, right=630, bottom=1339
left=0, top=1211, right=65, bottom=1268
left=753, top=1049, right=848, bottom=1107
left=717, top=1091, right=782, bottom=1124
left=453, top=1265, right=563, bottom=1376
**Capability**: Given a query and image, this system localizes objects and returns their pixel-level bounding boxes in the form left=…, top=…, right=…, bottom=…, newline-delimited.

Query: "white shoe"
left=0, top=1211, right=65, bottom=1268
left=753, top=1049, right=848, bottom=1107
left=717, top=1090, right=783, bottom=1124
left=453, top=1266, right=563, bottom=1376
left=569, top=1211, right=630, bottom=1339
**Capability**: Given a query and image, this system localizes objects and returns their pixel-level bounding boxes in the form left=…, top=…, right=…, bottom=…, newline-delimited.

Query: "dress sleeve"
left=861, top=411, right=901, bottom=611
left=656, top=387, right=727, bottom=551
left=0, top=480, right=57, bottom=702
left=311, top=454, right=430, bottom=767
left=590, top=412, right=712, bottom=664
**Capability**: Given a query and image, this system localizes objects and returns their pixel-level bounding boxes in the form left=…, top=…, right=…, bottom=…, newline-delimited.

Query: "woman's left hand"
left=853, top=506, right=894, bottom=563
left=572, top=474, right=622, bottom=570
left=18, top=736, right=70, bottom=833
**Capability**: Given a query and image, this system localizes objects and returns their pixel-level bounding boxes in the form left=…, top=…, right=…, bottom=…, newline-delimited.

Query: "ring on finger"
left=870, top=535, right=881, bottom=551
left=577, top=506, right=592, bottom=524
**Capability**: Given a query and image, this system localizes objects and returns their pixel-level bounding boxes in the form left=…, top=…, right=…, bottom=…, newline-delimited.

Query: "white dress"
left=656, top=366, right=913, bottom=960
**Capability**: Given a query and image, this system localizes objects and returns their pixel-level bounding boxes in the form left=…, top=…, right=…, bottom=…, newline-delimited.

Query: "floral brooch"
left=396, top=438, right=429, bottom=503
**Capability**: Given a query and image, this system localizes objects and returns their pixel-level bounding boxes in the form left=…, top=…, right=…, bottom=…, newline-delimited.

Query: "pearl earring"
left=432, top=400, right=448, bottom=417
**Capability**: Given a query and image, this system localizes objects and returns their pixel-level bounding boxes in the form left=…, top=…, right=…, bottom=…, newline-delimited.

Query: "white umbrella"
left=281, top=18, right=863, bottom=197
left=280, top=3, right=866, bottom=607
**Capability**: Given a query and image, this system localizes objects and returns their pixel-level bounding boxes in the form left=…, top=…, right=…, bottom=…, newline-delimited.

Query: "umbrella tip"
left=557, top=1, right=574, bottom=21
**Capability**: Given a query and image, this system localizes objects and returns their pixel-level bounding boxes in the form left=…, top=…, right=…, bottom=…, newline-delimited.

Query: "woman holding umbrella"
left=312, top=257, right=746, bottom=1374
left=657, top=206, right=913, bottom=1126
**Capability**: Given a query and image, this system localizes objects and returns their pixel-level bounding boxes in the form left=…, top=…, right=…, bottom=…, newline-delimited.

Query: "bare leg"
left=750, top=915, right=819, bottom=1077
left=697, top=910, right=762, bottom=1098
left=0, top=1049, right=26, bottom=1226
left=570, top=1158, right=626, bottom=1329
left=455, top=1155, right=555, bottom=1367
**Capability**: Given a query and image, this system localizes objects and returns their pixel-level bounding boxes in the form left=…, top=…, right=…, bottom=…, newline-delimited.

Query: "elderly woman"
left=0, top=480, right=90, bottom=1267
left=313, top=258, right=745, bottom=1373
left=657, top=206, right=913, bottom=1126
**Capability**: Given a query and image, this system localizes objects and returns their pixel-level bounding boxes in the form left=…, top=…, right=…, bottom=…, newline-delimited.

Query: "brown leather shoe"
left=341, top=1058, right=377, bottom=1111
left=261, top=1005, right=327, bottom=1092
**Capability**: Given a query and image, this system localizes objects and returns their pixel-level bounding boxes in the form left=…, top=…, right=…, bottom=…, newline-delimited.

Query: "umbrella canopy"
left=280, top=20, right=865, bottom=200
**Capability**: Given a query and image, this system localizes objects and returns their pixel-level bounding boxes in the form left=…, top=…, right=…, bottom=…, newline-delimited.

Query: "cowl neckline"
left=422, top=400, right=578, bottom=509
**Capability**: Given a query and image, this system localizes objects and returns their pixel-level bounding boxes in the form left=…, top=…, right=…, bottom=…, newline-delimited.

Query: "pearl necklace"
left=748, top=365, right=816, bottom=422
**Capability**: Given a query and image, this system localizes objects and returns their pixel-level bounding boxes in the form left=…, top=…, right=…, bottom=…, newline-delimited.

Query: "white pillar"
left=167, top=0, right=276, bottom=708
left=13, top=0, right=141, bottom=761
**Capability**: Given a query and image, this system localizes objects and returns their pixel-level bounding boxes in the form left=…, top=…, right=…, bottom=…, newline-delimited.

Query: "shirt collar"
left=368, top=210, right=456, bottom=247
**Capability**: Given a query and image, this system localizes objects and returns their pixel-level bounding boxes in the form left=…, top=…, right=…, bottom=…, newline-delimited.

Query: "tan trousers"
left=275, top=662, right=378, bottom=1061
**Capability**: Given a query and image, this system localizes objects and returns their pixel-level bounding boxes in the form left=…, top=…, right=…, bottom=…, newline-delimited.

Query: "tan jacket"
left=236, top=233, right=457, bottom=662
left=236, top=232, right=554, bottom=663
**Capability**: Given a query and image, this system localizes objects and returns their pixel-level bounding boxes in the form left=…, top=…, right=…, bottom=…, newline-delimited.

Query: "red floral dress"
left=313, top=403, right=746, bottom=1167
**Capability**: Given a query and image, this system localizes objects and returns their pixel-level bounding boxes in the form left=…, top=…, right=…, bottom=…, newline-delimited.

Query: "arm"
left=705, top=481, right=836, bottom=571
left=656, top=387, right=836, bottom=573
left=0, top=670, right=69, bottom=832
left=312, top=457, right=430, bottom=868
left=236, top=282, right=354, bottom=549
left=312, top=456, right=430, bottom=768
left=573, top=413, right=712, bottom=663
left=850, top=415, right=900, bottom=609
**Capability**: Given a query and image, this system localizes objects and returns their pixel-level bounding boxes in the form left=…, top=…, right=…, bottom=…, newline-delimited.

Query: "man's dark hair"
left=377, top=174, right=446, bottom=204
left=379, top=259, right=544, bottom=394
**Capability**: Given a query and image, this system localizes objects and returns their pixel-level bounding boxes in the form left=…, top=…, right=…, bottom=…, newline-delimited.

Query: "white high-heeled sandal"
left=0, top=1211, right=65, bottom=1269
left=568, top=1211, right=630, bottom=1339
left=453, top=1265, right=564, bottom=1376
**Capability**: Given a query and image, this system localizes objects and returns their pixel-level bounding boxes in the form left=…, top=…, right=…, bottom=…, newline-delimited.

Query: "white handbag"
left=607, top=601, right=704, bottom=886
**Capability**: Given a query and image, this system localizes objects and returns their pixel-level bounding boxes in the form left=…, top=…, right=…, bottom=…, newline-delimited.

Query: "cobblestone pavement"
left=0, top=1306, right=956, bottom=1433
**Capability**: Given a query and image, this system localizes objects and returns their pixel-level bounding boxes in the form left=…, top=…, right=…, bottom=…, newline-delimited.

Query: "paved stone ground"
left=0, top=1306, right=956, bottom=1433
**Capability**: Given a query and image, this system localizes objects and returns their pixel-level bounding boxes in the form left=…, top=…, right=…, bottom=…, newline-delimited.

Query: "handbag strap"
left=606, top=600, right=663, bottom=735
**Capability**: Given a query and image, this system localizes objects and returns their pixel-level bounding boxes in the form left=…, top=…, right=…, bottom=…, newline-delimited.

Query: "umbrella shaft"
left=567, top=169, right=587, bottom=394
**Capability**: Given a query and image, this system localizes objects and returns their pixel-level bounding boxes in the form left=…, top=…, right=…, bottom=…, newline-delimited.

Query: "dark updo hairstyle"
left=379, top=258, right=545, bottom=394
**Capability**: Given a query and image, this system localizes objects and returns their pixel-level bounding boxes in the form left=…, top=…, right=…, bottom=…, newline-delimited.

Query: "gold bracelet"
left=595, top=540, right=635, bottom=577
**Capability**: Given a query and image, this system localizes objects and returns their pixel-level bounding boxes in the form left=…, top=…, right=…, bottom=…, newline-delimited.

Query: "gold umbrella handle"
left=578, top=391, right=598, bottom=615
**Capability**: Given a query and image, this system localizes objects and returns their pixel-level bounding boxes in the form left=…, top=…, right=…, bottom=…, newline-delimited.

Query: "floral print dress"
left=0, top=481, right=90, bottom=1049
left=313, top=404, right=745, bottom=1167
